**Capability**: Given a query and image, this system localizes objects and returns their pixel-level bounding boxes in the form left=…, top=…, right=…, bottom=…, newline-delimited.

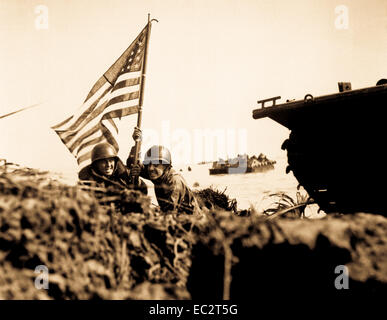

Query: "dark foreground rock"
left=188, top=212, right=387, bottom=299
left=0, top=168, right=193, bottom=299
left=0, top=166, right=386, bottom=299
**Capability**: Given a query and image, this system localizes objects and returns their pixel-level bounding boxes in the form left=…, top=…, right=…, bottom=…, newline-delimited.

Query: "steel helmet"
left=144, top=145, right=171, bottom=165
left=91, top=143, right=118, bottom=163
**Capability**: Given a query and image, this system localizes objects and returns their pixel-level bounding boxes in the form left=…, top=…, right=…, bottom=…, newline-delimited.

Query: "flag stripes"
left=52, top=24, right=149, bottom=172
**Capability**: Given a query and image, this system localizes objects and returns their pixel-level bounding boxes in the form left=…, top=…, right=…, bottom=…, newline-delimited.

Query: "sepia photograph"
left=0, top=0, right=386, bottom=311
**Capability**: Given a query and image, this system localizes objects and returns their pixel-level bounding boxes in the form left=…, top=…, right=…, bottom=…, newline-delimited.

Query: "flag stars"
left=53, top=25, right=148, bottom=171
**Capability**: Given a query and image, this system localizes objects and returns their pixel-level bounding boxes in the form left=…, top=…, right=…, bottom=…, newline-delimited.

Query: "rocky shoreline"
left=0, top=165, right=386, bottom=299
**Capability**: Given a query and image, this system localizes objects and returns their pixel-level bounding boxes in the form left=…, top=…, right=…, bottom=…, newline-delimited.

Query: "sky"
left=1, top=0, right=386, bottom=173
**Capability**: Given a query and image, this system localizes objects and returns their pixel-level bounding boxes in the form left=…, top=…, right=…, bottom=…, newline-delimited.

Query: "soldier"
left=79, top=142, right=148, bottom=195
left=132, top=145, right=200, bottom=215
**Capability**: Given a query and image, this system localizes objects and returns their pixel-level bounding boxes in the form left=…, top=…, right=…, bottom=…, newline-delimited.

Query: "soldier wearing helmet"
left=131, top=145, right=200, bottom=214
left=79, top=140, right=147, bottom=195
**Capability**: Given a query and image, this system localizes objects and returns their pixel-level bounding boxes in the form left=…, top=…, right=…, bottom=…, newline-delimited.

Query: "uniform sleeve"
left=78, top=165, right=93, bottom=181
left=126, top=146, right=150, bottom=181
left=137, top=179, right=148, bottom=195
left=167, top=175, right=186, bottom=211
left=139, top=165, right=150, bottom=180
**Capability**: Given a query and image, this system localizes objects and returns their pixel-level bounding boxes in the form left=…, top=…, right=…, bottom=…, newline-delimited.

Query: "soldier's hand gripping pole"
left=131, top=126, right=142, bottom=186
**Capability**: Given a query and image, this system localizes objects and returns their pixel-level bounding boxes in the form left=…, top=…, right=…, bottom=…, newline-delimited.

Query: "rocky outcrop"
left=0, top=169, right=192, bottom=299
left=1, top=166, right=386, bottom=299
left=188, top=212, right=387, bottom=298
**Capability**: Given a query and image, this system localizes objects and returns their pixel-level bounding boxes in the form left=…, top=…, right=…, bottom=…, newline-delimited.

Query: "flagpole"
left=133, top=14, right=156, bottom=185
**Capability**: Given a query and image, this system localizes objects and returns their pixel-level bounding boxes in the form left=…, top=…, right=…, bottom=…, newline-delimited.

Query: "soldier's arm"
left=137, top=178, right=148, bottom=195
left=126, top=146, right=136, bottom=167
left=126, top=146, right=149, bottom=179
left=155, top=176, right=181, bottom=212
left=168, top=176, right=186, bottom=211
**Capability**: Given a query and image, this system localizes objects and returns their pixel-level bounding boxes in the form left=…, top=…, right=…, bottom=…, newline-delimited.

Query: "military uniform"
left=149, top=167, right=199, bottom=214
left=140, top=145, right=201, bottom=215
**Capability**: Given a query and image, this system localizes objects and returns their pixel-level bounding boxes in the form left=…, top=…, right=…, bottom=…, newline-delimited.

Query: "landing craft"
left=252, top=79, right=387, bottom=216
left=209, top=154, right=276, bottom=175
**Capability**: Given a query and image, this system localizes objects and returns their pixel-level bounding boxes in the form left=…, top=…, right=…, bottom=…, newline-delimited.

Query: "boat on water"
left=209, top=153, right=276, bottom=175
left=252, top=79, right=387, bottom=216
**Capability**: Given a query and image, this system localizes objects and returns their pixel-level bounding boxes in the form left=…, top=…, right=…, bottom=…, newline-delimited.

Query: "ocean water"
left=59, top=154, right=324, bottom=218
left=174, top=154, right=324, bottom=218
left=176, top=156, right=292, bottom=207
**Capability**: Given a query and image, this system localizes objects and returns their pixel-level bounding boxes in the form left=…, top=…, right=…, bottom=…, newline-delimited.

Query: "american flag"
left=52, top=24, right=150, bottom=176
